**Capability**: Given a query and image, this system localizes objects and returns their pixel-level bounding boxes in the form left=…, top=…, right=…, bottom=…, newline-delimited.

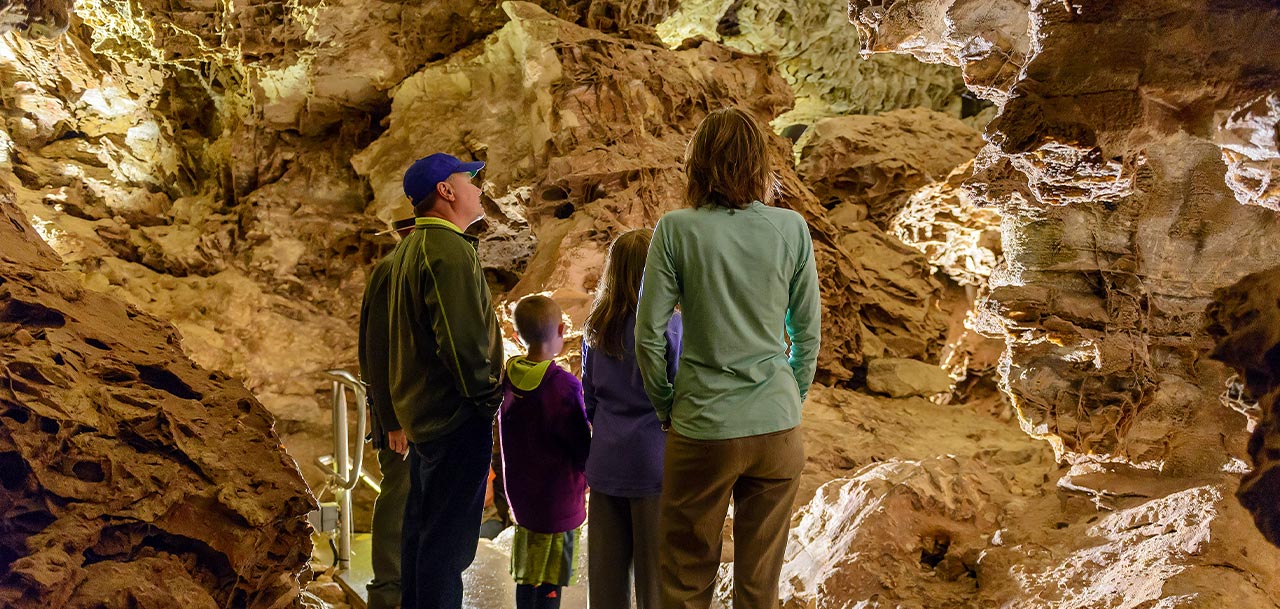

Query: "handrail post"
left=322, top=369, right=368, bottom=571
left=335, top=380, right=352, bottom=569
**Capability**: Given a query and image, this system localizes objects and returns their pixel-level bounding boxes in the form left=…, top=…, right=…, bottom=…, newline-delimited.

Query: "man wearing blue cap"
left=384, top=153, right=504, bottom=609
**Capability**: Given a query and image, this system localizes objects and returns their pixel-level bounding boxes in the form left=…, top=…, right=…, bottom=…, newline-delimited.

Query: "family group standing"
left=357, top=107, right=821, bottom=609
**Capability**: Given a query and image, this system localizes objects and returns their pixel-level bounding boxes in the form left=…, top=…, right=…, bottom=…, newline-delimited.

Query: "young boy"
left=499, top=295, right=591, bottom=609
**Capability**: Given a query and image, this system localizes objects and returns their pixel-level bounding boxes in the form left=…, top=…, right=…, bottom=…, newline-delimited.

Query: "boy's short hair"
left=513, top=295, right=562, bottom=345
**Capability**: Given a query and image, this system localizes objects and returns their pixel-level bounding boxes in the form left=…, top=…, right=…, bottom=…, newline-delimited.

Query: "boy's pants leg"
left=368, top=446, right=411, bottom=609
left=588, top=492, right=634, bottom=609
left=658, top=427, right=803, bottom=609
left=400, top=414, right=493, bottom=609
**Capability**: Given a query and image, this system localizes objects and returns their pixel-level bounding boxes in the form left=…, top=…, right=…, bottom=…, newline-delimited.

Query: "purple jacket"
left=582, top=312, right=682, bottom=497
left=498, top=358, right=590, bottom=534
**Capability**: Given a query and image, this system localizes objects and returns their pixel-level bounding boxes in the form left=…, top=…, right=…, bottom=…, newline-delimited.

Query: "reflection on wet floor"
left=462, top=527, right=587, bottom=609
left=315, top=528, right=587, bottom=609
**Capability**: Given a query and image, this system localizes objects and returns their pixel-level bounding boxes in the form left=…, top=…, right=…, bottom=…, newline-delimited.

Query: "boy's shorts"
left=510, top=524, right=580, bottom=586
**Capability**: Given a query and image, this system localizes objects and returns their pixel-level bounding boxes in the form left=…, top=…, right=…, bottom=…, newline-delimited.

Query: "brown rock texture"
left=729, top=387, right=1280, bottom=608
left=1216, top=93, right=1280, bottom=212
left=0, top=181, right=314, bottom=607
left=1207, top=268, right=1280, bottom=547
left=847, top=1, right=1280, bottom=591
left=0, top=0, right=71, bottom=38
left=796, top=107, right=985, bottom=226
left=851, top=0, right=1280, bottom=470
left=655, top=0, right=968, bottom=123
left=891, top=159, right=1002, bottom=288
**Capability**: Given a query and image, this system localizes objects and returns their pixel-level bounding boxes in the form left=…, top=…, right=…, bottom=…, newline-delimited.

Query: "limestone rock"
left=1216, top=94, right=1280, bottom=212
left=865, top=357, right=953, bottom=398
left=655, top=0, right=968, bottom=122
left=850, top=0, right=1030, bottom=106
left=0, top=185, right=315, bottom=607
left=796, top=108, right=985, bottom=227
left=980, top=480, right=1280, bottom=609
left=1207, top=267, right=1280, bottom=547
left=779, top=457, right=1008, bottom=608
left=796, top=385, right=1052, bottom=511
left=850, top=0, right=1280, bottom=471
left=1, top=0, right=71, bottom=38
left=891, top=160, right=1002, bottom=287
left=972, top=137, right=1280, bottom=467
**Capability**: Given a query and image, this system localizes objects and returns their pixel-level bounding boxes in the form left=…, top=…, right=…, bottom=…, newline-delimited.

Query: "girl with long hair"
left=582, top=229, right=683, bottom=609
left=635, top=107, right=821, bottom=609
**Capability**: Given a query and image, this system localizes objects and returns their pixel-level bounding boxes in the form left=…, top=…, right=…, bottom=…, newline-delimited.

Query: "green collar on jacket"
left=415, top=216, right=464, bottom=234
left=506, top=357, right=552, bottom=391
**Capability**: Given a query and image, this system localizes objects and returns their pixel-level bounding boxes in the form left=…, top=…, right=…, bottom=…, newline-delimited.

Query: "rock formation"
left=655, top=0, right=968, bottom=123
left=891, top=160, right=1002, bottom=288
left=796, top=108, right=984, bottom=226
left=0, top=180, right=314, bottom=606
left=851, top=0, right=1280, bottom=468
left=6, top=0, right=1280, bottom=605
left=1207, top=269, right=1280, bottom=547
left=848, top=0, right=1280, bottom=595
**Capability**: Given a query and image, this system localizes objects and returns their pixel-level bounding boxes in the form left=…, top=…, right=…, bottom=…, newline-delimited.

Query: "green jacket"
left=386, top=217, right=504, bottom=443
left=358, top=254, right=400, bottom=448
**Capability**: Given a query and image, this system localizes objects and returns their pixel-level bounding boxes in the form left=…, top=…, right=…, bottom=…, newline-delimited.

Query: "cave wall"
left=848, top=0, right=1280, bottom=589
left=0, top=0, right=979, bottom=479
left=0, top=176, right=313, bottom=606
left=655, top=0, right=969, bottom=124
left=6, top=0, right=1280, bottom=605
left=852, top=0, right=1280, bottom=469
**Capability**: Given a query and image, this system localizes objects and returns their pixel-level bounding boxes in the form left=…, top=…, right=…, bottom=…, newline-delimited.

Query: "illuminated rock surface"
left=0, top=181, right=314, bottom=607
left=4, top=0, right=1280, bottom=605
left=1208, top=269, right=1280, bottom=547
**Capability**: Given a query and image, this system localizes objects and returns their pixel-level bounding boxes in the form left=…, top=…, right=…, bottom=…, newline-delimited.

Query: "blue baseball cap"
left=403, top=153, right=485, bottom=203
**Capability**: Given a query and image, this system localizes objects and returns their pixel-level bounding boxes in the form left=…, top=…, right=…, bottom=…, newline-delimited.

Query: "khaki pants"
left=658, top=426, right=804, bottom=609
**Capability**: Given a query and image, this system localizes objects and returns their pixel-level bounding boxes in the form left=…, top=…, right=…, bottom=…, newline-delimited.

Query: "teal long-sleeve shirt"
left=635, top=201, right=821, bottom=440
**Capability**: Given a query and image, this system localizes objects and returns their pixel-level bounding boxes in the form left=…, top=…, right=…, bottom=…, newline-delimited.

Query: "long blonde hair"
left=584, top=229, right=653, bottom=359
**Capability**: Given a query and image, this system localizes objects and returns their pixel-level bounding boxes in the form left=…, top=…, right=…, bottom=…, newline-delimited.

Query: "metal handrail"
left=324, top=369, right=368, bottom=490
left=321, top=368, right=368, bottom=569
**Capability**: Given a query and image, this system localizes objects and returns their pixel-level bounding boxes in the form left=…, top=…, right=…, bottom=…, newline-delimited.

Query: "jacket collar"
left=415, top=216, right=478, bottom=242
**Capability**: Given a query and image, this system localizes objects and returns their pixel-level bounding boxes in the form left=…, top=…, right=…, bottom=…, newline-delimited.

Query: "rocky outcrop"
left=1216, top=93, right=1280, bottom=212
left=891, top=160, right=1002, bottom=288
left=760, top=389, right=1280, bottom=608
left=865, top=357, right=952, bottom=398
left=655, top=0, right=968, bottom=123
left=1207, top=268, right=1280, bottom=547
left=850, top=0, right=1280, bottom=472
left=0, top=182, right=314, bottom=607
left=0, top=0, right=71, bottom=38
left=779, top=457, right=1009, bottom=608
left=795, top=108, right=985, bottom=226
left=846, top=4, right=1280, bottom=583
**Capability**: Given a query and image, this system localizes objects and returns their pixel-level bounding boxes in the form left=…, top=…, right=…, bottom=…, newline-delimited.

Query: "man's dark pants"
left=401, top=413, right=493, bottom=609
left=367, top=446, right=411, bottom=609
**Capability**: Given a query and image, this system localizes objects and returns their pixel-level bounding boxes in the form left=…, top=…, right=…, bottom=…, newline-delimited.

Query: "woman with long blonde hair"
left=635, top=107, right=821, bottom=609
left=582, top=228, right=682, bottom=609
